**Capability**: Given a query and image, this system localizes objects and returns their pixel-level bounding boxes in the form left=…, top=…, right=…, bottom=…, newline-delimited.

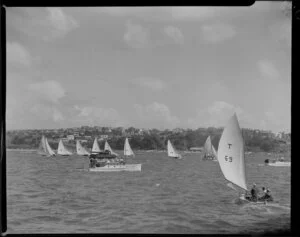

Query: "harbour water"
left=6, top=150, right=290, bottom=234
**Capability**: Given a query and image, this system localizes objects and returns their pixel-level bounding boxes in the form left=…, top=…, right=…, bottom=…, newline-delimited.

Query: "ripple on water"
left=7, top=151, right=291, bottom=233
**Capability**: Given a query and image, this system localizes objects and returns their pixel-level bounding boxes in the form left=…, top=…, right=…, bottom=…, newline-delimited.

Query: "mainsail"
left=203, top=136, right=217, bottom=160
left=104, top=140, right=119, bottom=156
left=217, top=113, right=247, bottom=190
left=124, top=137, right=134, bottom=157
left=76, top=140, right=90, bottom=156
left=167, top=140, right=181, bottom=158
left=57, top=139, right=72, bottom=156
left=92, top=137, right=101, bottom=153
left=37, top=135, right=55, bottom=156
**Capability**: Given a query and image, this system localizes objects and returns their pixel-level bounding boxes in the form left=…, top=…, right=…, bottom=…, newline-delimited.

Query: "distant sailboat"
left=167, top=140, right=182, bottom=159
left=57, top=139, right=72, bottom=156
left=37, top=135, right=56, bottom=157
left=203, top=136, right=218, bottom=161
left=76, top=140, right=90, bottom=156
left=91, top=137, right=101, bottom=154
left=104, top=140, right=119, bottom=156
left=124, top=137, right=135, bottom=157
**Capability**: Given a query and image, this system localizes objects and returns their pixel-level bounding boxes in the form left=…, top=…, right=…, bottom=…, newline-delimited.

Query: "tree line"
left=7, top=128, right=288, bottom=153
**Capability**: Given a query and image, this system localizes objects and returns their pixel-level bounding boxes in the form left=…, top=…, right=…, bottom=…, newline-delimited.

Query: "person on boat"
left=264, top=159, right=269, bottom=165
left=250, top=183, right=259, bottom=202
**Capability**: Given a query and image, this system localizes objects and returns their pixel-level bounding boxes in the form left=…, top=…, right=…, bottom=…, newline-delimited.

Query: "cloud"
left=123, top=20, right=150, bottom=49
left=163, top=26, right=184, bottom=44
left=134, top=102, right=180, bottom=129
left=258, top=60, right=280, bottom=79
left=188, top=101, right=253, bottom=129
left=131, top=77, right=166, bottom=91
left=201, top=23, right=236, bottom=43
left=30, top=104, right=65, bottom=122
left=95, top=3, right=271, bottom=21
left=28, top=80, right=66, bottom=104
left=7, top=7, right=78, bottom=41
left=7, top=42, right=32, bottom=67
left=73, top=105, right=126, bottom=127
left=45, top=8, right=79, bottom=40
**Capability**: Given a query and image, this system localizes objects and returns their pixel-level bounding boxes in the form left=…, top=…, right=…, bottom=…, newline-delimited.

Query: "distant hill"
left=6, top=126, right=290, bottom=153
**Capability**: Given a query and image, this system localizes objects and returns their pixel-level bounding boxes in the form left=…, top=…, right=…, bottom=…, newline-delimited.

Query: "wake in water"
left=240, top=201, right=290, bottom=215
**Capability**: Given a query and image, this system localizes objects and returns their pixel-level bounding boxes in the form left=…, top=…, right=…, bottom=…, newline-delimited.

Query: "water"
left=7, top=150, right=290, bottom=234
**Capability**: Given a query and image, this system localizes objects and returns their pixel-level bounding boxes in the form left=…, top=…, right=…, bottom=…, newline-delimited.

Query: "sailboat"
left=91, top=137, right=101, bottom=154
left=37, top=135, right=56, bottom=157
left=167, top=140, right=182, bottom=159
left=89, top=137, right=141, bottom=172
left=76, top=140, right=90, bottom=156
left=104, top=140, right=119, bottom=156
left=124, top=137, right=135, bottom=157
left=57, top=139, right=73, bottom=156
left=217, top=114, right=267, bottom=204
left=203, top=136, right=218, bottom=161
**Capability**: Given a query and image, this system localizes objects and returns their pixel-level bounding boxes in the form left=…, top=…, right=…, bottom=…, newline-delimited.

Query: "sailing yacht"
left=104, top=140, right=119, bottom=156
left=124, top=137, right=135, bottom=157
left=217, top=113, right=270, bottom=204
left=167, top=140, right=182, bottom=159
left=91, top=137, right=101, bottom=154
left=37, top=135, right=56, bottom=157
left=57, top=139, right=73, bottom=156
left=203, top=136, right=218, bottom=161
left=76, top=140, right=90, bottom=156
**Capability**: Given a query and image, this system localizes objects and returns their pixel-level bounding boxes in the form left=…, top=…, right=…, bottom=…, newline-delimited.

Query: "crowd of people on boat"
left=245, top=183, right=273, bottom=202
left=89, top=157, right=126, bottom=168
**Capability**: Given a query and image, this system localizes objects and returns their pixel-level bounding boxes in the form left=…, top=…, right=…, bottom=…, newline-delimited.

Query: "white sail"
left=76, top=140, right=90, bottom=156
left=124, top=138, right=134, bottom=157
left=167, top=140, right=181, bottom=158
left=217, top=113, right=247, bottom=190
left=92, top=137, right=101, bottom=153
left=212, top=145, right=218, bottom=160
left=204, top=136, right=218, bottom=159
left=57, top=139, right=72, bottom=156
left=38, top=136, right=55, bottom=156
left=104, top=140, right=119, bottom=156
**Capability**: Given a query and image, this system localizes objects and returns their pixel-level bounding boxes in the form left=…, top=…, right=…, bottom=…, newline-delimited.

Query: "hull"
left=237, top=196, right=266, bottom=205
left=267, top=162, right=290, bottom=167
left=89, top=164, right=142, bottom=172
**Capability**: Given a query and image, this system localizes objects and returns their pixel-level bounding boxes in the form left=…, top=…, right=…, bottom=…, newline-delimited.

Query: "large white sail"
left=217, top=114, right=247, bottom=190
left=167, top=140, right=181, bottom=158
left=92, top=137, right=101, bottom=153
left=38, top=136, right=55, bottom=156
left=57, top=139, right=72, bottom=156
left=76, top=140, right=90, bottom=156
left=124, top=138, right=134, bottom=157
left=104, top=140, right=119, bottom=156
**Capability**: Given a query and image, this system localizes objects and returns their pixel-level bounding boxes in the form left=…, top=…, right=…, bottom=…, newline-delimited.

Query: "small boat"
left=217, top=113, right=271, bottom=204
left=104, top=140, right=119, bottom=157
left=91, top=137, right=101, bottom=154
left=124, top=137, right=135, bottom=158
left=167, top=140, right=182, bottom=159
left=37, top=135, right=56, bottom=157
left=264, top=158, right=290, bottom=167
left=76, top=140, right=90, bottom=156
left=89, top=151, right=141, bottom=172
left=57, top=139, right=72, bottom=156
left=203, top=136, right=218, bottom=161
left=89, top=163, right=142, bottom=172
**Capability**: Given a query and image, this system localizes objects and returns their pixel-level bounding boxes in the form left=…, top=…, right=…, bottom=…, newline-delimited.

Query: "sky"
left=6, top=2, right=291, bottom=133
